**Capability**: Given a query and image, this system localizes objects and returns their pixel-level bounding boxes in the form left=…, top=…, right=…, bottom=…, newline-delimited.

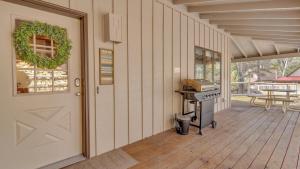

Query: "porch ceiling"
left=173, top=0, right=300, bottom=61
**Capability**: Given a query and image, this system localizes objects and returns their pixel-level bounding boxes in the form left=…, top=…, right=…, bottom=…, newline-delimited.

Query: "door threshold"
left=39, top=155, right=86, bottom=169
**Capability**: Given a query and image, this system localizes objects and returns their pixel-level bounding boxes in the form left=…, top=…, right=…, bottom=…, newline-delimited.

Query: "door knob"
left=75, top=92, right=81, bottom=96
left=74, top=78, right=81, bottom=87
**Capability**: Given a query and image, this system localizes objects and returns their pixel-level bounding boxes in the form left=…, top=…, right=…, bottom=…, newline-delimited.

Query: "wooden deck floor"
left=65, top=102, right=300, bottom=169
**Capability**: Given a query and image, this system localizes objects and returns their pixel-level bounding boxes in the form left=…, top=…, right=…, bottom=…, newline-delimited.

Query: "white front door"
left=0, top=1, right=83, bottom=169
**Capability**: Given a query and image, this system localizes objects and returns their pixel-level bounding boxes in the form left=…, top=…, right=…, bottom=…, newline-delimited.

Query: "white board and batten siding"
left=41, top=0, right=232, bottom=156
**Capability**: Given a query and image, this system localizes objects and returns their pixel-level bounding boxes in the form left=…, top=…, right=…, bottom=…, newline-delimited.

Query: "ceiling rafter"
left=230, top=37, right=248, bottom=58
left=251, top=40, right=263, bottom=56
left=173, top=0, right=300, bottom=59
left=273, top=43, right=280, bottom=55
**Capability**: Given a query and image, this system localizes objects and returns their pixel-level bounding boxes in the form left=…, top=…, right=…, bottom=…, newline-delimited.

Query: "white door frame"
left=2, top=0, right=90, bottom=159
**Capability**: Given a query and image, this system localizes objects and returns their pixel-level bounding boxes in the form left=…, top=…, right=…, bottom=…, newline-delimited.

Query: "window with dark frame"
left=194, top=46, right=222, bottom=87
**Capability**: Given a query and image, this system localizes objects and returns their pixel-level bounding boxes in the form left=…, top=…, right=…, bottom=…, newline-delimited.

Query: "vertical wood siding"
left=114, top=0, right=129, bottom=148
left=153, top=2, right=164, bottom=134
left=47, top=0, right=233, bottom=155
left=128, top=0, right=142, bottom=143
left=141, top=0, right=153, bottom=139
left=163, top=6, right=174, bottom=131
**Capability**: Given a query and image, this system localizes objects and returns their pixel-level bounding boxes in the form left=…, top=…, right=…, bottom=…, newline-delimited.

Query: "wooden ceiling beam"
left=226, top=29, right=300, bottom=34
left=174, top=0, right=214, bottom=5
left=174, top=0, right=270, bottom=5
left=271, top=41, right=300, bottom=46
left=210, top=19, right=300, bottom=26
left=188, top=0, right=300, bottom=14
left=251, top=37, right=300, bottom=42
left=228, top=30, right=300, bottom=36
left=200, top=10, right=300, bottom=20
left=232, top=52, right=300, bottom=63
left=231, top=33, right=300, bottom=39
left=218, top=25, right=300, bottom=32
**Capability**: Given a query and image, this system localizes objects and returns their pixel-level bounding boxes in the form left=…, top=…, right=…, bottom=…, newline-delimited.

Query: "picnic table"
left=258, top=89, right=297, bottom=113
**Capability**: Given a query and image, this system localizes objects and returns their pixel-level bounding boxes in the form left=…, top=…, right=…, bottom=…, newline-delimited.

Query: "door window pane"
left=15, top=20, right=69, bottom=94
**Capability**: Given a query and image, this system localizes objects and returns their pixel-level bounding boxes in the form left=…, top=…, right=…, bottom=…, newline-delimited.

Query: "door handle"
left=74, top=78, right=81, bottom=87
left=75, top=92, right=81, bottom=96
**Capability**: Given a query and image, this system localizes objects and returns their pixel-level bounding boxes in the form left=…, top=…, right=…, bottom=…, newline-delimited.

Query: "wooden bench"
left=258, top=97, right=294, bottom=113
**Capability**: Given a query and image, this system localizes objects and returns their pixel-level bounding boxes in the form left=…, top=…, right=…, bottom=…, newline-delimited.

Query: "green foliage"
left=14, top=21, right=72, bottom=69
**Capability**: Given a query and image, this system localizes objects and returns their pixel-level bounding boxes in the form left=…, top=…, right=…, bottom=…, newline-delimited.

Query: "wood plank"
left=93, top=0, right=114, bottom=155
left=199, top=23, right=205, bottom=47
left=126, top=109, right=257, bottom=158
left=218, top=32, right=223, bottom=111
left=181, top=14, right=188, bottom=82
left=153, top=2, right=164, bottom=134
left=266, top=112, right=299, bottom=169
left=130, top=107, right=264, bottom=169
left=187, top=17, right=194, bottom=79
left=213, top=30, right=218, bottom=112
left=180, top=14, right=188, bottom=114
left=226, top=37, right=231, bottom=108
left=233, top=110, right=286, bottom=169
left=209, top=28, right=214, bottom=50
left=184, top=110, right=270, bottom=169
left=67, top=104, right=300, bottom=169
left=215, top=109, right=284, bottom=169
left=124, top=106, right=257, bottom=157
left=43, top=0, right=69, bottom=8
left=281, top=112, right=300, bottom=169
left=114, top=0, right=129, bottom=149
left=195, top=21, right=199, bottom=46
left=141, top=0, right=153, bottom=138
left=156, top=107, right=265, bottom=169
left=222, top=35, right=226, bottom=109
left=163, top=5, right=173, bottom=131
left=200, top=110, right=277, bottom=169
left=128, top=0, right=142, bottom=143
left=204, top=25, right=210, bottom=49
left=248, top=112, right=293, bottom=169
left=172, top=10, right=182, bottom=116
left=169, top=109, right=267, bottom=169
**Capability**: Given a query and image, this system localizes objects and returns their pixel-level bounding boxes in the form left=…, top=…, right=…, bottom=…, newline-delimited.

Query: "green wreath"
left=14, top=21, right=72, bottom=69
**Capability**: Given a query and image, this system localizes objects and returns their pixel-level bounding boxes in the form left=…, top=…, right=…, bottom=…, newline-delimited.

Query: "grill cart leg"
left=199, top=102, right=202, bottom=135
left=212, top=120, right=217, bottom=128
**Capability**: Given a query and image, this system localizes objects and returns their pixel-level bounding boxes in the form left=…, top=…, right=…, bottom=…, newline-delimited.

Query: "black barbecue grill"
left=176, top=79, right=220, bottom=135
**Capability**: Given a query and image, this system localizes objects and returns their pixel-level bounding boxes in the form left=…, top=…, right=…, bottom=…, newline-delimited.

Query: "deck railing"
left=231, top=82, right=299, bottom=96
